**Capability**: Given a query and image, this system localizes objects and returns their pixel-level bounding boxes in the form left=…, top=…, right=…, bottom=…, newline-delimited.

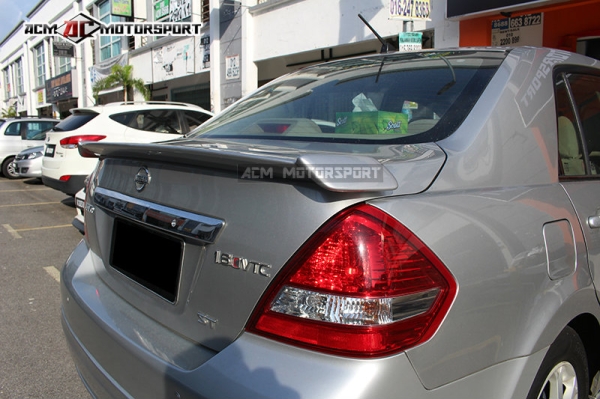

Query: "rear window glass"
left=53, top=112, right=98, bottom=132
left=190, top=50, right=505, bottom=144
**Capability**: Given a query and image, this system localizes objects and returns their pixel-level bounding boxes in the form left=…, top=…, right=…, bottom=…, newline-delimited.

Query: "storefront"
left=449, top=0, right=600, bottom=58
left=45, top=71, right=78, bottom=118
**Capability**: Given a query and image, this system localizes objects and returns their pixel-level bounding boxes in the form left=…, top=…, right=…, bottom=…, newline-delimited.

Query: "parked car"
left=42, top=101, right=212, bottom=195
left=13, top=145, right=45, bottom=179
left=0, top=117, right=59, bottom=178
left=61, top=48, right=600, bottom=399
left=72, top=186, right=85, bottom=234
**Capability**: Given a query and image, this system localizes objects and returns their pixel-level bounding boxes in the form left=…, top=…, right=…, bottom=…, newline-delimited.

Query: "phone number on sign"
left=492, top=13, right=542, bottom=30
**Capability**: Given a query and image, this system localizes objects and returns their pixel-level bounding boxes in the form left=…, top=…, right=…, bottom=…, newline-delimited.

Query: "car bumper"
left=42, top=175, right=86, bottom=196
left=15, top=159, right=42, bottom=178
left=61, top=241, right=545, bottom=399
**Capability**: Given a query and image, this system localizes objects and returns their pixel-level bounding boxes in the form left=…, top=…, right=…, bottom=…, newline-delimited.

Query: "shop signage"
left=154, top=0, right=170, bottom=20
left=170, top=0, right=191, bottom=22
left=53, top=41, right=75, bottom=58
left=45, top=71, right=73, bottom=102
left=399, top=32, right=423, bottom=51
left=390, top=0, right=431, bottom=20
left=491, top=13, right=543, bottom=47
left=112, top=0, right=132, bottom=17
left=226, top=55, right=240, bottom=80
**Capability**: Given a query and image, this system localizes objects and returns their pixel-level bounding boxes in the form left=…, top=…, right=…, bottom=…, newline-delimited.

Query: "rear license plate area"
left=45, top=145, right=55, bottom=157
left=110, top=218, right=183, bottom=302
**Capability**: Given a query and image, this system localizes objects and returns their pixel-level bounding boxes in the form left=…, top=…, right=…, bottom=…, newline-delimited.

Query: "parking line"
left=43, top=266, right=61, bottom=283
left=2, top=223, right=73, bottom=238
left=0, top=188, right=51, bottom=192
left=13, top=224, right=72, bottom=232
left=0, top=202, right=61, bottom=208
left=2, top=224, right=22, bottom=239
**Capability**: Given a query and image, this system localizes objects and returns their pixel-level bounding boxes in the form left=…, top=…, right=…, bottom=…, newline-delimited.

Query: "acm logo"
left=57, top=13, right=102, bottom=44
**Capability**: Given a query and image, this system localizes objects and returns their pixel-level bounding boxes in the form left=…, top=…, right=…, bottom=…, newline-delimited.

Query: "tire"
left=1, top=157, right=20, bottom=179
left=526, top=326, right=589, bottom=399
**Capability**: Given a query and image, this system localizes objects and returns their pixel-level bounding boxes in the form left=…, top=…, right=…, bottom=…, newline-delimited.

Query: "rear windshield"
left=53, top=112, right=98, bottom=132
left=190, top=50, right=505, bottom=144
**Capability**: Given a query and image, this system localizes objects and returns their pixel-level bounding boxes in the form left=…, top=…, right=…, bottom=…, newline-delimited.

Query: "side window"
left=110, top=112, right=137, bottom=127
left=4, top=122, right=20, bottom=136
left=131, top=109, right=182, bottom=134
left=183, top=110, right=211, bottom=131
left=567, top=73, right=600, bottom=175
left=24, top=121, right=55, bottom=140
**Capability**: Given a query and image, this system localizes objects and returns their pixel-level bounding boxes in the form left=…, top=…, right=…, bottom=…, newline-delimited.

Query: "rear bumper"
left=42, top=175, right=86, bottom=196
left=61, top=240, right=544, bottom=399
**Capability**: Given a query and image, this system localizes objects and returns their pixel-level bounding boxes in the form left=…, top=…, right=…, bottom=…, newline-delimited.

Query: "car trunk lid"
left=81, top=138, right=446, bottom=352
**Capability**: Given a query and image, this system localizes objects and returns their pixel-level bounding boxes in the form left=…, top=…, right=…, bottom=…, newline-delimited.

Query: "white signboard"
left=152, top=37, right=195, bottom=82
left=226, top=55, right=240, bottom=80
left=390, top=0, right=431, bottom=20
left=398, top=32, right=423, bottom=52
left=491, top=13, right=543, bottom=47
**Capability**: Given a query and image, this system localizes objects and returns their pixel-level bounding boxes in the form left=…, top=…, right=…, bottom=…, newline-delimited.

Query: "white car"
left=42, top=101, right=212, bottom=195
left=0, top=117, right=59, bottom=178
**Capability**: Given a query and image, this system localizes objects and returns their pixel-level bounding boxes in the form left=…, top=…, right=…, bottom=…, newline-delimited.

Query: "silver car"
left=14, top=145, right=44, bottom=178
left=61, top=47, right=600, bottom=399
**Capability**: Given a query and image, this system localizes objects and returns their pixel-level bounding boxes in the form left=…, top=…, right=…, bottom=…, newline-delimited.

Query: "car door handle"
left=588, top=215, right=600, bottom=229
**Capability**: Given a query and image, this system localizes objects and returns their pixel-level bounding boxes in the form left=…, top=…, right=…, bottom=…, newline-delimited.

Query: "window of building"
left=54, top=39, right=72, bottom=74
left=201, top=0, right=210, bottom=24
left=35, top=43, right=46, bottom=88
left=99, top=0, right=122, bottom=60
left=3, top=68, right=10, bottom=98
left=15, top=59, right=24, bottom=95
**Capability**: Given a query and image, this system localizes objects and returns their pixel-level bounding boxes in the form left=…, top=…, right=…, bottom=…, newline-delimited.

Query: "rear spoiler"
left=80, top=141, right=444, bottom=193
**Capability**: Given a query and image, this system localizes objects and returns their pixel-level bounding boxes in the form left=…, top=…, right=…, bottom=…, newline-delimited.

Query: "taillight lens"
left=247, top=204, right=457, bottom=357
left=59, top=135, right=106, bottom=149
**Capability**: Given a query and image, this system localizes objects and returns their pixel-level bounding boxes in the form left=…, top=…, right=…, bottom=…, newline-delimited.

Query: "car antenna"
left=358, top=14, right=396, bottom=53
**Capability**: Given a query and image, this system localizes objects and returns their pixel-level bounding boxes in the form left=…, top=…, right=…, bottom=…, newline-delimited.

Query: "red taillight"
left=59, top=135, right=106, bottom=149
left=247, top=204, right=457, bottom=357
left=59, top=175, right=71, bottom=182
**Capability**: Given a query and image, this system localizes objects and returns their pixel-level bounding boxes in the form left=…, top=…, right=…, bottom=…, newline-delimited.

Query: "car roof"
left=70, top=101, right=212, bottom=115
left=0, top=116, right=59, bottom=122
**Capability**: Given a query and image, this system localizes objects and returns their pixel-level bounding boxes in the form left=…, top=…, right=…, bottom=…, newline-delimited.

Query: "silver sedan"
left=61, top=47, right=600, bottom=399
left=14, top=146, right=44, bottom=178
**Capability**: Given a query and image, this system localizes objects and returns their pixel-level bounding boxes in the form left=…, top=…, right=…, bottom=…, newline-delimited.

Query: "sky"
left=0, top=0, right=45, bottom=43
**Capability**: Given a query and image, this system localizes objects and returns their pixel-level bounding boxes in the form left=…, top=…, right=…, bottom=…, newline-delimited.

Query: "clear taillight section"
left=59, top=135, right=106, bottom=149
left=247, top=204, right=457, bottom=357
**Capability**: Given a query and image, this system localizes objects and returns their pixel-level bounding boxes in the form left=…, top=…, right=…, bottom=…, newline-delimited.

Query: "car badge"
left=134, top=167, right=151, bottom=192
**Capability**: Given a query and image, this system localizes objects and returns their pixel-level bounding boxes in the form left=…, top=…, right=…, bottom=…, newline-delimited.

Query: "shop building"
left=1, top=0, right=458, bottom=116
left=450, top=0, right=600, bottom=59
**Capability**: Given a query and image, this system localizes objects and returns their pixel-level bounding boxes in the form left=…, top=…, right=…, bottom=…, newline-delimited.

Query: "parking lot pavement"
left=0, top=176, right=90, bottom=398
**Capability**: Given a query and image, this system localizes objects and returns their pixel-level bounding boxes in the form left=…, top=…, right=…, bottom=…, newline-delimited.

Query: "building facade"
left=0, top=0, right=458, bottom=118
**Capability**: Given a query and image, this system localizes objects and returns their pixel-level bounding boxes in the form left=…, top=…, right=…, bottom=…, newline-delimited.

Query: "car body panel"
left=14, top=145, right=44, bottom=178
left=60, top=48, right=600, bottom=398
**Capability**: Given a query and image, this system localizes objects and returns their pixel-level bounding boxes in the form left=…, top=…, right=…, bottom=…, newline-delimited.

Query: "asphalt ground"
left=0, top=176, right=89, bottom=399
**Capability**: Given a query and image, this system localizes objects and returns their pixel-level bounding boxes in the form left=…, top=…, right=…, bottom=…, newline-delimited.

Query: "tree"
left=1, top=105, right=17, bottom=117
left=92, top=64, right=150, bottom=104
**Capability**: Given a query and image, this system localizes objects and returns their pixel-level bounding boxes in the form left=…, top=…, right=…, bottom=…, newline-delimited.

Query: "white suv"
left=0, top=117, right=59, bottom=178
left=42, top=101, right=212, bottom=195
